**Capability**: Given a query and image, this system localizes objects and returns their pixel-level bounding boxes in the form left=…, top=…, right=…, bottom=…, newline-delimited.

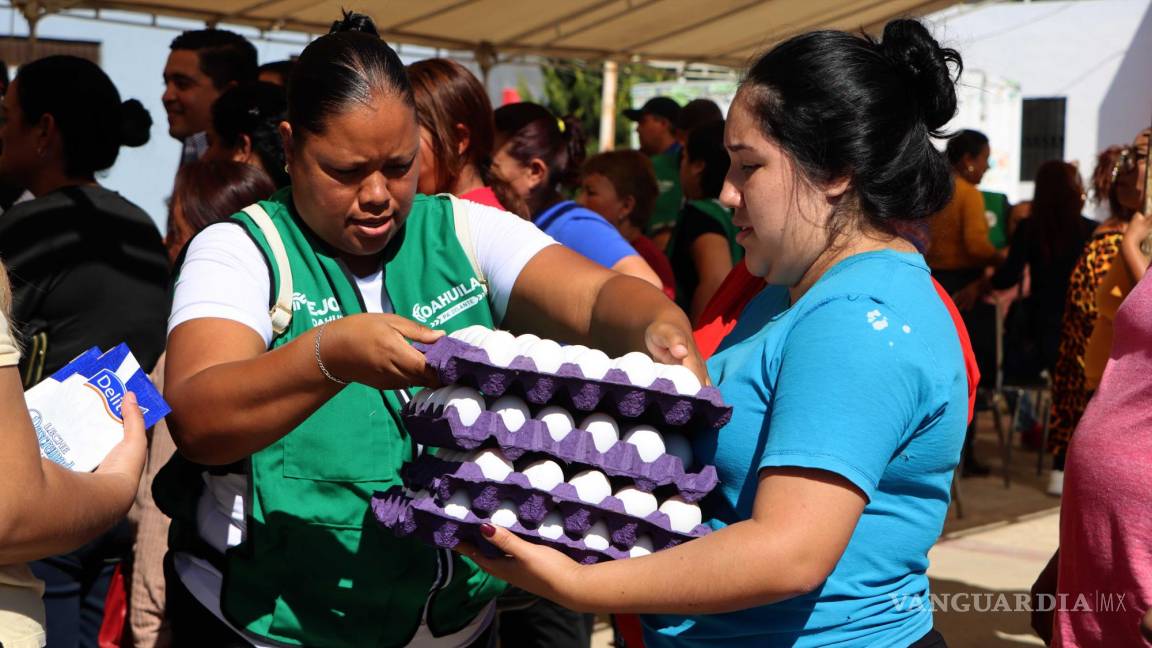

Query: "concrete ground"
left=588, top=408, right=1061, bottom=648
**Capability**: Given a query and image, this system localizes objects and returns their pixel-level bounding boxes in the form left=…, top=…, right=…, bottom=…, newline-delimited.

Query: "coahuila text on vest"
left=410, top=277, right=487, bottom=328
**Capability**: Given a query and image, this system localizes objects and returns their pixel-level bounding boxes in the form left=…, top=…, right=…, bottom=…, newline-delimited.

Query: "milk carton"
left=27, top=344, right=169, bottom=471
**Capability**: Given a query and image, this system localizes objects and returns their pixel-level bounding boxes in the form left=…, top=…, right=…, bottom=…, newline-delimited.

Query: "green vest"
left=687, top=198, right=743, bottom=264
left=648, top=146, right=684, bottom=239
left=160, top=189, right=504, bottom=647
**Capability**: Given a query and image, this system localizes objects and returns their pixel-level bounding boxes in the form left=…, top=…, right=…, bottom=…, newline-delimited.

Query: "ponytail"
left=557, top=115, right=587, bottom=191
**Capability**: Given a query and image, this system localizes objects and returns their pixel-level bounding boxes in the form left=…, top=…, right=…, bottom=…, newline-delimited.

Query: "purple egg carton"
left=372, top=487, right=704, bottom=564
left=402, top=455, right=711, bottom=547
left=415, top=337, right=731, bottom=430
left=403, top=407, right=719, bottom=498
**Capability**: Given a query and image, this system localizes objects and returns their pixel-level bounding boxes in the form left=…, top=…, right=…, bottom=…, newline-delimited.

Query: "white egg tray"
left=402, top=405, right=719, bottom=497
left=414, top=337, right=731, bottom=430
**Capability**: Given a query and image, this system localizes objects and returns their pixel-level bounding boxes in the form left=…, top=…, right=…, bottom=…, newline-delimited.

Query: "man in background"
left=624, top=96, right=682, bottom=251
left=163, top=29, right=257, bottom=164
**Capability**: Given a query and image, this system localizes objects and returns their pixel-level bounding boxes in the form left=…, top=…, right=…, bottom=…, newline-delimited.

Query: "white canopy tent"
left=11, top=0, right=963, bottom=146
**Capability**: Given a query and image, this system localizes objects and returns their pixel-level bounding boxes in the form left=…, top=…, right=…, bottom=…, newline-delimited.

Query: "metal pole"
left=598, top=59, right=618, bottom=152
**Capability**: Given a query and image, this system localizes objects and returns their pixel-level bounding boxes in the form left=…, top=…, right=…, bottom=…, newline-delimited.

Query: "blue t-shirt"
left=533, top=200, right=638, bottom=269
left=644, top=250, right=967, bottom=647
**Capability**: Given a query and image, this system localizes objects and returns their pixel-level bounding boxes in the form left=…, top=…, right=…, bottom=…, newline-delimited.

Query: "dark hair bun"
left=880, top=19, right=961, bottom=133
left=330, top=11, right=379, bottom=36
left=120, top=99, right=152, bottom=148
left=742, top=18, right=962, bottom=226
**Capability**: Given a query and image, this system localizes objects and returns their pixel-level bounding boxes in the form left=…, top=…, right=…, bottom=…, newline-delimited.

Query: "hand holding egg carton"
left=372, top=326, right=726, bottom=563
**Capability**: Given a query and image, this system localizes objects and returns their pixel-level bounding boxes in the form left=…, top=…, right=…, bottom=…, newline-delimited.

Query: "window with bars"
left=1020, top=97, right=1067, bottom=181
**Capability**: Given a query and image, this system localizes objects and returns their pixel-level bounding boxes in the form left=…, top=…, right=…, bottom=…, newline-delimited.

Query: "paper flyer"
left=28, top=345, right=170, bottom=472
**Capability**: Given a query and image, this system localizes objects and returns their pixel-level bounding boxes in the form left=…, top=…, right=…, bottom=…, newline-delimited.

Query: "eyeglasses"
left=1111, top=145, right=1148, bottom=182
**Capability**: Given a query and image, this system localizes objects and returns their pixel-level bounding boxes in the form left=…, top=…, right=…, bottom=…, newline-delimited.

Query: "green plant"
left=518, top=59, right=674, bottom=153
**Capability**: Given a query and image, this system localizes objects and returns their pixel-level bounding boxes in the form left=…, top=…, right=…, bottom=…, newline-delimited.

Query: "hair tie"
left=556, top=118, right=565, bottom=134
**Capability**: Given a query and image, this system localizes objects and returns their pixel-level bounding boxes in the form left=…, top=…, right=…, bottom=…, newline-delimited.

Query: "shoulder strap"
left=241, top=203, right=293, bottom=336
left=447, top=194, right=487, bottom=288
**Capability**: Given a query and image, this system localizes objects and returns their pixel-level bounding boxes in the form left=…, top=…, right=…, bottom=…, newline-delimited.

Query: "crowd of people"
left=0, top=8, right=1147, bottom=648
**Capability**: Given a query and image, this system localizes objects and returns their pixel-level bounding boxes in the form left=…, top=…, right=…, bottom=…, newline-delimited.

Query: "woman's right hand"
left=321, top=314, right=444, bottom=390
left=1125, top=211, right=1150, bottom=249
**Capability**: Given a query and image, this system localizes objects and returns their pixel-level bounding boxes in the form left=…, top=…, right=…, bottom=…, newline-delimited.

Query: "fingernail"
left=479, top=523, right=496, bottom=538
left=125, top=392, right=137, bottom=404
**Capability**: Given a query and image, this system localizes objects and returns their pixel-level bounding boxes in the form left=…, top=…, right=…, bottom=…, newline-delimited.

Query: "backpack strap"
left=447, top=194, right=487, bottom=289
left=241, top=203, right=293, bottom=336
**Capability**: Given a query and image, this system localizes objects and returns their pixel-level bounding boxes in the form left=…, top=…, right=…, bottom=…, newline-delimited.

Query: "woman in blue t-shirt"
left=493, top=102, right=663, bottom=289
left=460, top=19, right=968, bottom=648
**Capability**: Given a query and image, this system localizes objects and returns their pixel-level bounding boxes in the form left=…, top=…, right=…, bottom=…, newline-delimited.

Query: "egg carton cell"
left=402, top=406, right=720, bottom=497
left=414, top=337, right=732, bottom=430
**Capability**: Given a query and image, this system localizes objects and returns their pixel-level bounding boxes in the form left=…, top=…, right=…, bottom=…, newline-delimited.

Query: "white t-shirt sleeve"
left=168, top=222, right=275, bottom=347
left=168, top=203, right=555, bottom=344
left=463, top=200, right=557, bottom=323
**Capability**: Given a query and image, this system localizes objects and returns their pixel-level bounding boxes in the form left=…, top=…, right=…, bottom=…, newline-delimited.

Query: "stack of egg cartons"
left=372, top=325, right=731, bottom=563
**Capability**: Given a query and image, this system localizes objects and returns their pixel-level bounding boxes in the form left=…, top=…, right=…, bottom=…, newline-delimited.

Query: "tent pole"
left=599, top=59, right=618, bottom=152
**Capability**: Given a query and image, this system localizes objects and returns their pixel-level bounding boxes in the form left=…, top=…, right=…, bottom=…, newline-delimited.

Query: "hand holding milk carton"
left=27, top=344, right=169, bottom=472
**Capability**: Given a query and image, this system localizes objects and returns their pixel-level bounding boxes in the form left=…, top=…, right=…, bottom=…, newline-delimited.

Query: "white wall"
left=925, top=0, right=1152, bottom=202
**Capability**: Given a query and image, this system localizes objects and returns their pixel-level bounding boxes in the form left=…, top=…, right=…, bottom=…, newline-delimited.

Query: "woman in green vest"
left=668, top=120, right=742, bottom=323
left=156, top=12, right=703, bottom=648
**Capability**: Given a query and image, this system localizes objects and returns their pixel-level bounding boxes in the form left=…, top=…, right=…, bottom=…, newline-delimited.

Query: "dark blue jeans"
left=30, top=519, right=133, bottom=648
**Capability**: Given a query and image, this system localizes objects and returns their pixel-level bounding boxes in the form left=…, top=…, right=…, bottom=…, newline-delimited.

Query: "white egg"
left=444, top=386, right=485, bottom=426
left=490, top=499, right=519, bottom=528
left=449, top=325, right=491, bottom=346
left=622, top=425, right=666, bottom=462
left=658, top=496, right=703, bottom=533
left=629, top=535, right=654, bottom=558
left=568, top=469, right=612, bottom=504
left=443, top=490, right=472, bottom=520
left=663, top=433, right=694, bottom=469
left=520, top=459, right=565, bottom=491
left=489, top=395, right=530, bottom=432
left=513, top=333, right=542, bottom=354
left=579, top=413, right=620, bottom=453
left=561, top=344, right=590, bottom=364
left=425, top=386, right=457, bottom=415
left=472, top=448, right=514, bottom=481
left=658, top=364, right=703, bottom=395
left=537, top=406, right=575, bottom=442
left=408, top=389, right=434, bottom=414
left=538, top=511, right=565, bottom=540
left=613, top=486, right=658, bottom=517
left=526, top=339, right=565, bottom=373
left=614, top=351, right=658, bottom=386
left=480, top=330, right=518, bottom=366
left=583, top=520, right=611, bottom=551
left=573, top=348, right=612, bottom=379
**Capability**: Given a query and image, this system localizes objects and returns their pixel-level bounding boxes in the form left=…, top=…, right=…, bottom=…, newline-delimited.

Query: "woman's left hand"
left=456, top=524, right=587, bottom=610
left=644, top=320, right=710, bottom=386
